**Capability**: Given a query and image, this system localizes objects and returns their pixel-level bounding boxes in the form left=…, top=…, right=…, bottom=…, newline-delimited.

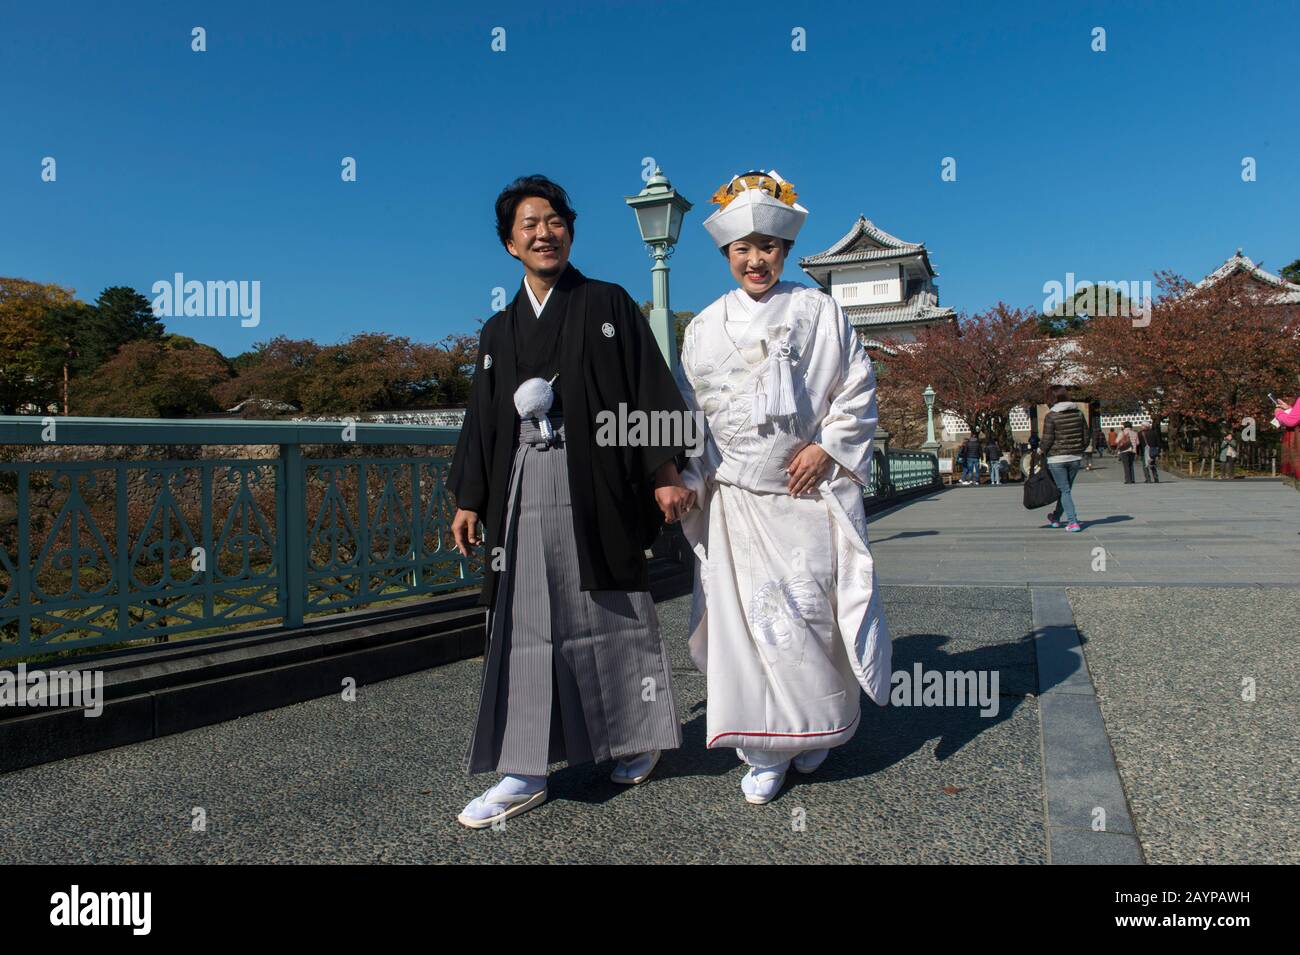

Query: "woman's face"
left=727, top=233, right=786, bottom=298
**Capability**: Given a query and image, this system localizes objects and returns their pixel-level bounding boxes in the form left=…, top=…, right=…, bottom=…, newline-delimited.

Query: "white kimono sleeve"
left=812, top=296, right=880, bottom=487
left=673, top=321, right=719, bottom=501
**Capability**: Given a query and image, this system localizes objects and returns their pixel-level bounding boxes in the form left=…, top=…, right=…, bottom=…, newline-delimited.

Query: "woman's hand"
left=1276, top=397, right=1294, bottom=411
left=786, top=442, right=833, bottom=496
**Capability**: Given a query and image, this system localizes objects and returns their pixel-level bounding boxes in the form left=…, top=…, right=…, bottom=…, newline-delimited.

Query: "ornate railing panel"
left=887, top=450, right=941, bottom=494
left=303, top=456, right=467, bottom=613
left=862, top=448, right=941, bottom=503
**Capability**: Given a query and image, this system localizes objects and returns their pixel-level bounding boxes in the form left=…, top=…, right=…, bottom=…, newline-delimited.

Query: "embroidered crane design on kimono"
left=748, top=575, right=825, bottom=668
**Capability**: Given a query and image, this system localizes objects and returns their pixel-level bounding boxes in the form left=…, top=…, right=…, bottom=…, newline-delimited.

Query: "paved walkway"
left=872, top=458, right=1300, bottom=586
left=0, top=587, right=1045, bottom=864
left=868, top=462, right=1299, bottom=863
left=1068, top=586, right=1299, bottom=864
left=0, top=462, right=1294, bottom=863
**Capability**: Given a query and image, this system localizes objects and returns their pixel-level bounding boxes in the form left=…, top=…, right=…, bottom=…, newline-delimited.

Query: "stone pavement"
left=867, top=461, right=1299, bottom=863
left=0, top=460, right=1294, bottom=863
left=0, top=587, right=1044, bottom=864
left=1067, top=586, right=1299, bottom=864
left=872, top=457, right=1300, bottom=586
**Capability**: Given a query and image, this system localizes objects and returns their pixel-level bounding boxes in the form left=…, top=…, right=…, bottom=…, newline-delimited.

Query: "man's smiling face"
left=727, top=233, right=786, bottom=297
left=506, top=197, right=572, bottom=278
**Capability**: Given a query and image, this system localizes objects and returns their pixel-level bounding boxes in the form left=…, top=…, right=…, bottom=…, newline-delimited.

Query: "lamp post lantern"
left=625, top=167, right=692, bottom=373
left=922, top=384, right=940, bottom=454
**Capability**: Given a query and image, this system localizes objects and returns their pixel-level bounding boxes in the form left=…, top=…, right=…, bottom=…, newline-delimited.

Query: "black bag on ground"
left=1023, top=453, right=1060, bottom=510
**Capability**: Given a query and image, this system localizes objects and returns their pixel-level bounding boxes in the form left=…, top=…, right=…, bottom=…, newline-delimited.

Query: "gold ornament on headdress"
left=709, top=171, right=799, bottom=209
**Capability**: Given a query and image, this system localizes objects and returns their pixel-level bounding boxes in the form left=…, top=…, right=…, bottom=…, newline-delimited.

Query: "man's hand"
left=786, top=442, right=833, bottom=496
left=452, top=508, right=482, bottom=557
left=655, top=485, right=696, bottom=523
left=652, top=460, right=696, bottom=523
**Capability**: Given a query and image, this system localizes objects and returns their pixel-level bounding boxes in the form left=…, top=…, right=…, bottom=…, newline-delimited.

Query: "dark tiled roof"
left=800, top=215, right=924, bottom=264
left=843, top=292, right=956, bottom=327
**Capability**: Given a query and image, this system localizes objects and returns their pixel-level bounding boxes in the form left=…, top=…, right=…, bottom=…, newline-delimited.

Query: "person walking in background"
left=1140, top=422, right=1161, bottom=483
left=1219, top=433, right=1238, bottom=479
left=1106, top=428, right=1118, bottom=456
left=1116, top=420, right=1140, bottom=484
left=1093, top=424, right=1106, bottom=459
left=984, top=435, right=1003, bottom=485
left=962, top=433, right=983, bottom=485
left=1040, top=386, right=1088, bottom=531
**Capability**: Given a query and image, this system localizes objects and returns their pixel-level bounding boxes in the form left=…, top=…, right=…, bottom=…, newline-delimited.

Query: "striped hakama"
left=465, top=414, right=683, bottom=776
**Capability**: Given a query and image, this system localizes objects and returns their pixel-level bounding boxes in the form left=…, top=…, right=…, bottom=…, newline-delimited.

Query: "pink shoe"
left=1066, top=522, right=1083, bottom=532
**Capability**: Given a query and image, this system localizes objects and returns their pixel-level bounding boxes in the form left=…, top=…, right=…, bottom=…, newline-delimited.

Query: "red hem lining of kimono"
left=707, top=711, right=860, bottom=748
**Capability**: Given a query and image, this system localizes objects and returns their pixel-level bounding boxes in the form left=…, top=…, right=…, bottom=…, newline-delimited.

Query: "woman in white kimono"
left=674, top=170, right=892, bottom=804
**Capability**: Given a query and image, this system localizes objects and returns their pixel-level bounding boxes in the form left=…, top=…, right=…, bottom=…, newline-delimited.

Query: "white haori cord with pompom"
left=513, top=374, right=558, bottom=440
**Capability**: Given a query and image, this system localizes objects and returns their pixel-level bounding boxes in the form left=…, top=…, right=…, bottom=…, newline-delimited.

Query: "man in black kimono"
left=448, top=175, right=696, bottom=828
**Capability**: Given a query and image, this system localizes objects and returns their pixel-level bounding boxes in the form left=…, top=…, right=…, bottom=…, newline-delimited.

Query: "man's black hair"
left=495, top=175, right=577, bottom=248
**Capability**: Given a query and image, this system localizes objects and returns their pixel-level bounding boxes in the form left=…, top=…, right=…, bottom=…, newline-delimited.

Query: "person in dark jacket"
left=1139, top=423, right=1161, bottom=483
left=961, top=434, right=983, bottom=484
left=1038, top=386, right=1088, bottom=530
left=984, top=436, right=1003, bottom=485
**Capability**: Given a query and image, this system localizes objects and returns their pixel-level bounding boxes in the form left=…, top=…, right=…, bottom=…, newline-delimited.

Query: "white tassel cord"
left=765, top=339, right=797, bottom=418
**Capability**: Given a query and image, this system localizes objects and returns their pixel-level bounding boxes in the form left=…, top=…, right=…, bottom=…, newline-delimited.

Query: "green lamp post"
left=625, top=168, right=692, bottom=373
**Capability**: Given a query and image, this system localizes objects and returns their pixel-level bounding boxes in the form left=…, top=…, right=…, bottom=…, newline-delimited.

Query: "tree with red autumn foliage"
left=77, top=335, right=234, bottom=418
left=879, top=302, right=1066, bottom=449
left=1072, top=270, right=1300, bottom=451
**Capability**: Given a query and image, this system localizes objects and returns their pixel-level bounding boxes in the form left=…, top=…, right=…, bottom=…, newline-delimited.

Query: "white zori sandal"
left=740, top=761, right=791, bottom=805
left=611, top=749, right=661, bottom=785
left=456, top=775, right=548, bottom=829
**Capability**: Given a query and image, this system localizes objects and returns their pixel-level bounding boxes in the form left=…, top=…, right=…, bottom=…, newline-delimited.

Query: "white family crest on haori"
left=483, top=353, right=493, bottom=369
left=513, top=377, right=556, bottom=440
left=601, top=322, right=615, bottom=338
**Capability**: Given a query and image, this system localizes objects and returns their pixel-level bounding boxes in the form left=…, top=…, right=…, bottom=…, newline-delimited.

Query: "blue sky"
left=3, top=0, right=1297, bottom=356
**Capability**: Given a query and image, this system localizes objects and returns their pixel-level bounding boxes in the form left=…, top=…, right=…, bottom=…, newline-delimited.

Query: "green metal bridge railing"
left=0, top=415, right=480, bottom=663
left=864, top=447, right=941, bottom=502
left=1, top=415, right=939, bottom=663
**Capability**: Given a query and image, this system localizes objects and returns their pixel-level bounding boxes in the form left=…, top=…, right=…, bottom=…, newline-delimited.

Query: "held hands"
left=653, top=461, right=696, bottom=524
left=786, top=442, right=833, bottom=496
left=451, top=508, right=483, bottom=557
